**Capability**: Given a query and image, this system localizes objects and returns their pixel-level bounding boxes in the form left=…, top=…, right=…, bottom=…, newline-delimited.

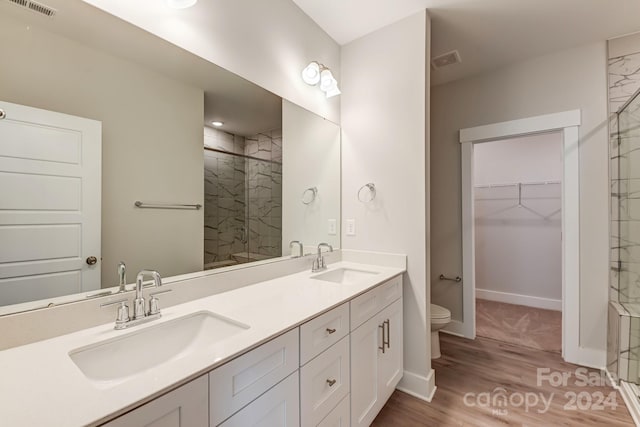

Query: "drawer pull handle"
left=326, top=379, right=337, bottom=387
left=384, top=319, right=390, bottom=349
left=326, top=328, right=337, bottom=334
left=378, top=324, right=385, bottom=353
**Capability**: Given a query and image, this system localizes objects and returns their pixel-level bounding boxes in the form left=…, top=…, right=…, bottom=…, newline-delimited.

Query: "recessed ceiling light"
left=211, top=121, right=224, bottom=127
left=166, top=0, right=197, bottom=9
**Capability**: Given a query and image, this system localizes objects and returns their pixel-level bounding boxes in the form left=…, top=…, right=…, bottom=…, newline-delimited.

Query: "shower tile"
left=271, top=128, right=282, bottom=139
left=609, top=53, right=640, bottom=113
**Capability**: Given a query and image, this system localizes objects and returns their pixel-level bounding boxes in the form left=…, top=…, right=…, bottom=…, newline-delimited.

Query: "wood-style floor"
left=372, top=334, right=634, bottom=426
left=476, top=299, right=562, bottom=353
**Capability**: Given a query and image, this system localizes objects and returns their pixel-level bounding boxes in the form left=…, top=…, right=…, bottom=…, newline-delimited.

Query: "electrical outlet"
left=346, top=219, right=356, bottom=236
left=328, top=219, right=337, bottom=235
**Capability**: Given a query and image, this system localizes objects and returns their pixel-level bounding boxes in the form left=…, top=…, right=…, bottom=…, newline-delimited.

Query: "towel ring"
left=358, top=183, right=376, bottom=203
left=302, top=187, right=318, bottom=205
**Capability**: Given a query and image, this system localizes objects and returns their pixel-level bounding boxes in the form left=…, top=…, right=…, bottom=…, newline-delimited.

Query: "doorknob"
left=86, top=256, right=98, bottom=265
left=0, top=109, right=5, bottom=120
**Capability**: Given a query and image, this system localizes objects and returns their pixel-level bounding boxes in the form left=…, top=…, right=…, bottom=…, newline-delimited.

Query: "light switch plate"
left=346, top=219, right=356, bottom=236
left=328, top=219, right=337, bottom=235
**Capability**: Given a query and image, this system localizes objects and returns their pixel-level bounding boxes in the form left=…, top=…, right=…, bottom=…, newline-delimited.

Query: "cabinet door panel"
left=350, top=315, right=382, bottom=427
left=103, top=375, right=208, bottom=427
left=378, top=298, right=404, bottom=402
left=219, top=372, right=300, bottom=427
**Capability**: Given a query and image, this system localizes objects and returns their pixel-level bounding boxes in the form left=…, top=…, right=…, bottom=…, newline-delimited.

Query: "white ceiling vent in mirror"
left=6, top=0, right=56, bottom=17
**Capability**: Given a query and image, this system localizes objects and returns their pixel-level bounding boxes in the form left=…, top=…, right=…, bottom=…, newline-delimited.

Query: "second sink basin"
left=69, top=311, right=249, bottom=387
left=312, top=267, right=379, bottom=285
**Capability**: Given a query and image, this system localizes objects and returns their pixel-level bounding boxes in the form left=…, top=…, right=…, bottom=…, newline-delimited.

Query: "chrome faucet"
left=117, top=261, right=127, bottom=293
left=134, top=270, right=162, bottom=319
left=101, top=269, right=170, bottom=330
left=312, top=243, right=333, bottom=272
left=290, top=240, right=304, bottom=258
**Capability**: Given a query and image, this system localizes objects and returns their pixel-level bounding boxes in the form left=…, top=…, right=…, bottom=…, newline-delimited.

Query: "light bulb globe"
left=301, top=62, right=321, bottom=85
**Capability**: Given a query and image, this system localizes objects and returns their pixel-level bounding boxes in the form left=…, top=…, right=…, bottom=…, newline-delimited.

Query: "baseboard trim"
left=397, top=369, right=436, bottom=402
left=619, top=381, right=640, bottom=427
left=476, top=288, right=562, bottom=311
left=442, top=319, right=471, bottom=338
left=564, top=346, right=606, bottom=370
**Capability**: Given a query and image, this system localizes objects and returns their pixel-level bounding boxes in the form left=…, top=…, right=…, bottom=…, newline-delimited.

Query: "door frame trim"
left=454, top=110, right=581, bottom=364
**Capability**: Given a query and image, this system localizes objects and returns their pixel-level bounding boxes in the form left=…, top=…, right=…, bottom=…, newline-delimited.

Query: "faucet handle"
left=148, top=289, right=172, bottom=316
left=100, top=298, right=130, bottom=326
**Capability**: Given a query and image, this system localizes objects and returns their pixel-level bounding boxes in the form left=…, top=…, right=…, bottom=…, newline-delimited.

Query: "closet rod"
left=474, top=180, right=560, bottom=189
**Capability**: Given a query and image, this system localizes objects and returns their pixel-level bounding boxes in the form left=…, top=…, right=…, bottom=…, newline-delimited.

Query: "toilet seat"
left=431, top=304, right=451, bottom=321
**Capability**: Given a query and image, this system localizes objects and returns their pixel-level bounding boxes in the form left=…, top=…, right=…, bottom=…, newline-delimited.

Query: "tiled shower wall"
left=245, top=130, right=283, bottom=259
left=607, top=37, right=640, bottom=384
left=203, top=127, right=282, bottom=267
left=204, top=128, right=247, bottom=266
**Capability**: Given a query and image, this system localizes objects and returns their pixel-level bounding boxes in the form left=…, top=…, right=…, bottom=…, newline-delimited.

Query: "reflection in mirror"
left=0, top=0, right=340, bottom=315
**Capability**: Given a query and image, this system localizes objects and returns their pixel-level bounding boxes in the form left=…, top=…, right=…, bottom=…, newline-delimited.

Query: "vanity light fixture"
left=211, top=121, right=224, bottom=127
left=301, top=61, right=341, bottom=98
left=165, top=0, right=197, bottom=9
left=301, top=61, right=321, bottom=85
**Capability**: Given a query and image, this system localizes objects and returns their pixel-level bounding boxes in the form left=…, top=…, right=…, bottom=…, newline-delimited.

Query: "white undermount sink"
left=69, top=311, right=249, bottom=387
left=311, top=267, right=379, bottom=285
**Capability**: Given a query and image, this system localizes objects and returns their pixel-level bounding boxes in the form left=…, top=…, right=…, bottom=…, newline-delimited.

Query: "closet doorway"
left=473, top=132, right=563, bottom=353
left=455, top=110, right=582, bottom=365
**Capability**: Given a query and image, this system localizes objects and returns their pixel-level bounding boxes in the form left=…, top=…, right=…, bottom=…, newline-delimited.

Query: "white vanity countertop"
left=0, top=260, right=405, bottom=426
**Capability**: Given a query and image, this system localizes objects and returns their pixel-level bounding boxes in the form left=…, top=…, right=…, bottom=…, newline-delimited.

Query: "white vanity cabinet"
left=102, top=375, right=209, bottom=427
left=350, top=278, right=403, bottom=427
left=102, top=274, right=404, bottom=427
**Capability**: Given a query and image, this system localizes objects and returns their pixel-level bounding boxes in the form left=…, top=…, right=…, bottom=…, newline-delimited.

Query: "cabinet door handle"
left=378, top=323, right=385, bottom=353
left=326, top=327, right=336, bottom=334
left=384, top=319, right=390, bottom=349
left=326, top=379, right=337, bottom=387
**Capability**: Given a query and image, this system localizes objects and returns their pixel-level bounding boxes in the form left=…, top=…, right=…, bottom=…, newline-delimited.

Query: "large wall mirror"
left=0, top=0, right=341, bottom=315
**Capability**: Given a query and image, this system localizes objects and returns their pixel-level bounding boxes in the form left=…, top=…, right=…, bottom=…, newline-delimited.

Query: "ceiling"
left=0, top=0, right=281, bottom=136
left=292, top=0, right=640, bottom=86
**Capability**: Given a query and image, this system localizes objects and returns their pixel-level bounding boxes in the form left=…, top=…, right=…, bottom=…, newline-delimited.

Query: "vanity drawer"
left=219, top=371, right=300, bottom=427
left=300, top=302, right=349, bottom=365
left=350, top=275, right=402, bottom=330
left=209, top=328, right=299, bottom=426
left=300, top=336, right=350, bottom=427
left=318, top=394, right=350, bottom=427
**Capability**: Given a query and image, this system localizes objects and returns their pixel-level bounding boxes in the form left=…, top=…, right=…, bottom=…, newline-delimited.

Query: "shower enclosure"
left=203, top=129, right=282, bottom=270
left=609, top=88, right=640, bottom=388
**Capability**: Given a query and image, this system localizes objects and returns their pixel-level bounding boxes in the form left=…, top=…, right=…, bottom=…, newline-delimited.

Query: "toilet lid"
left=431, top=304, right=451, bottom=320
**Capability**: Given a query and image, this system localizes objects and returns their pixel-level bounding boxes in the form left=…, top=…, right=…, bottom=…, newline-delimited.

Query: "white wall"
left=474, top=133, right=563, bottom=309
left=431, top=42, right=609, bottom=354
left=341, top=11, right=433, bottom=399
left=282, top=100, right=341, bottom=252
left=474, top=134, right=563, bottom=185
left=0, top=17, right=204, bottom=287
left=82, top=0, right=341, bottom=124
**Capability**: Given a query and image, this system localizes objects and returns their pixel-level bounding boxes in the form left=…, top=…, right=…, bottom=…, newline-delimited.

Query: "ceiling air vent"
left=6, top=0, right=57, bottom=17
left=431, top=50, right=461, bottom=69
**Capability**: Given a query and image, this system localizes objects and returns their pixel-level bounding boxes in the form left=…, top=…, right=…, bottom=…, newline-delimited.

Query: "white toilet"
left=430, top=304, right=451, bottom=359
